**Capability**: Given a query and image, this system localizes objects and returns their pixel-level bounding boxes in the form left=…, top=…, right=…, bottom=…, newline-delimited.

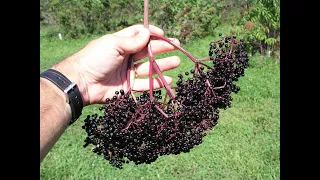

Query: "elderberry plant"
left=82, top=0, right=249, bottom=169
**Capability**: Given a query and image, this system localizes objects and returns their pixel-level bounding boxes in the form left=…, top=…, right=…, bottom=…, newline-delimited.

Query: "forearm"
left=40, top=78, right=72, bottom=162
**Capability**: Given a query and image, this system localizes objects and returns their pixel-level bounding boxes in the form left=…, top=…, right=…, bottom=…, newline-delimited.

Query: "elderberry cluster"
left=82, top=34, right=249, bottom=169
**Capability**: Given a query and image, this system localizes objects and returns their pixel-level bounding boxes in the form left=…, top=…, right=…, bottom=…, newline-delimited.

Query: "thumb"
left=114, top=28, right=150, bottom=55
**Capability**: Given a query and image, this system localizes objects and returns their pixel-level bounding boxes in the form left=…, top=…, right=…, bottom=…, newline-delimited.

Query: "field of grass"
left=40, top=28, right=280, bottom=179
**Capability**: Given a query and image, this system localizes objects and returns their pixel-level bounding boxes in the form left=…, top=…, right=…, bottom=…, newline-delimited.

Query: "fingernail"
left=168, top=38, right=179, bottom=42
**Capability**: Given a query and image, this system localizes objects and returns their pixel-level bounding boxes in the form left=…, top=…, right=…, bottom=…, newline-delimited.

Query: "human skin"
left=40, top=25, right=181, bottom=162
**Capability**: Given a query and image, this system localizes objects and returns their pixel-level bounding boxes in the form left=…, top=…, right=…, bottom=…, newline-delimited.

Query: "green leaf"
left=265, top=38, right=277, bottom=45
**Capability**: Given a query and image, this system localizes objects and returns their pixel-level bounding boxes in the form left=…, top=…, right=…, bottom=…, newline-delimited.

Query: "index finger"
left=113, top=24, right=164, bottom=37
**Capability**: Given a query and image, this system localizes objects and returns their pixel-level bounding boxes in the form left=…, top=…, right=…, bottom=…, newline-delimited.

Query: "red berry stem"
left=148, top=43, right=154, bottom=101
left=150, top=33, right=200, bottom=64
left=126, top=54, right=134, bottom=93
left=151, top=56, right=176, bottom=99
left=144, top=0, right=149, bottom=29
left=198, top=57, right=211, bottom=61
left=155, top=105, right=169, bottom=118
left=144, top=0, right=154, bottom=101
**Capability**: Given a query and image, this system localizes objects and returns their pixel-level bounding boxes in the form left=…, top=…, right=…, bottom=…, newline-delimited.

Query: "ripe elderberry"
left=82, top=33, right=249, bottom=169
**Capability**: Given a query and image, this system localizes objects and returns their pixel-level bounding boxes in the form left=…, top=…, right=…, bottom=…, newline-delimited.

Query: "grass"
left=40, top=28, right=101, bottom=72
left=40, top=28, right=280, bottom=180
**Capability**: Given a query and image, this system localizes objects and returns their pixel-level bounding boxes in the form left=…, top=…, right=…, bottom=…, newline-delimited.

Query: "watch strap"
left=40, top=69, right=83, bottom=125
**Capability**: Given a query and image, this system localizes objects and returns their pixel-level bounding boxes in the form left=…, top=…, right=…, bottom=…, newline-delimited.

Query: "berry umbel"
left=82, top=32, right=249, bottom=169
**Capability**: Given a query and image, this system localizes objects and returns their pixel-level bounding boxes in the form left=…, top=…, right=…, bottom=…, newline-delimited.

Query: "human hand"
left=53, top=24, right=180, bottom=106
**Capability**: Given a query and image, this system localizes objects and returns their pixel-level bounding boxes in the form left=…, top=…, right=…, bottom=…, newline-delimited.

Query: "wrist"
left=40, top=68, right=84, bottom=124
left=40, top=78, right=72, bottom=122
left=40, top=78, right=72, bottom=161
left=52, top=59, right=89, bottom=106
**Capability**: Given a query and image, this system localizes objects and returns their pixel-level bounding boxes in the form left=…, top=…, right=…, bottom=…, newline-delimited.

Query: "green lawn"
left=40, top=28, right=280, bottom=180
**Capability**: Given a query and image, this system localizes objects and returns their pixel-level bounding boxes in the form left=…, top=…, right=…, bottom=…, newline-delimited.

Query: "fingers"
left=134, top=56, right=181, bottom=76
left=111, top=24, right=179, bottom=57
left=133, top=38, right=180, bottom=61
left=133, top=76, right=173, bottom=91
left=111, top=28, right=150, bottom=55
left=113, top=24, right=164, bottom=37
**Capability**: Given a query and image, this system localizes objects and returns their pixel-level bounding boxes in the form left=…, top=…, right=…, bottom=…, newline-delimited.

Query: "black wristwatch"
left=40, top=69, right=83, bottom=125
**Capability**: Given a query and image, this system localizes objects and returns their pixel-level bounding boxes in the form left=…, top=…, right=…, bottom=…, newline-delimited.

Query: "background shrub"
left=40, top=0, right=280, bottom=56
